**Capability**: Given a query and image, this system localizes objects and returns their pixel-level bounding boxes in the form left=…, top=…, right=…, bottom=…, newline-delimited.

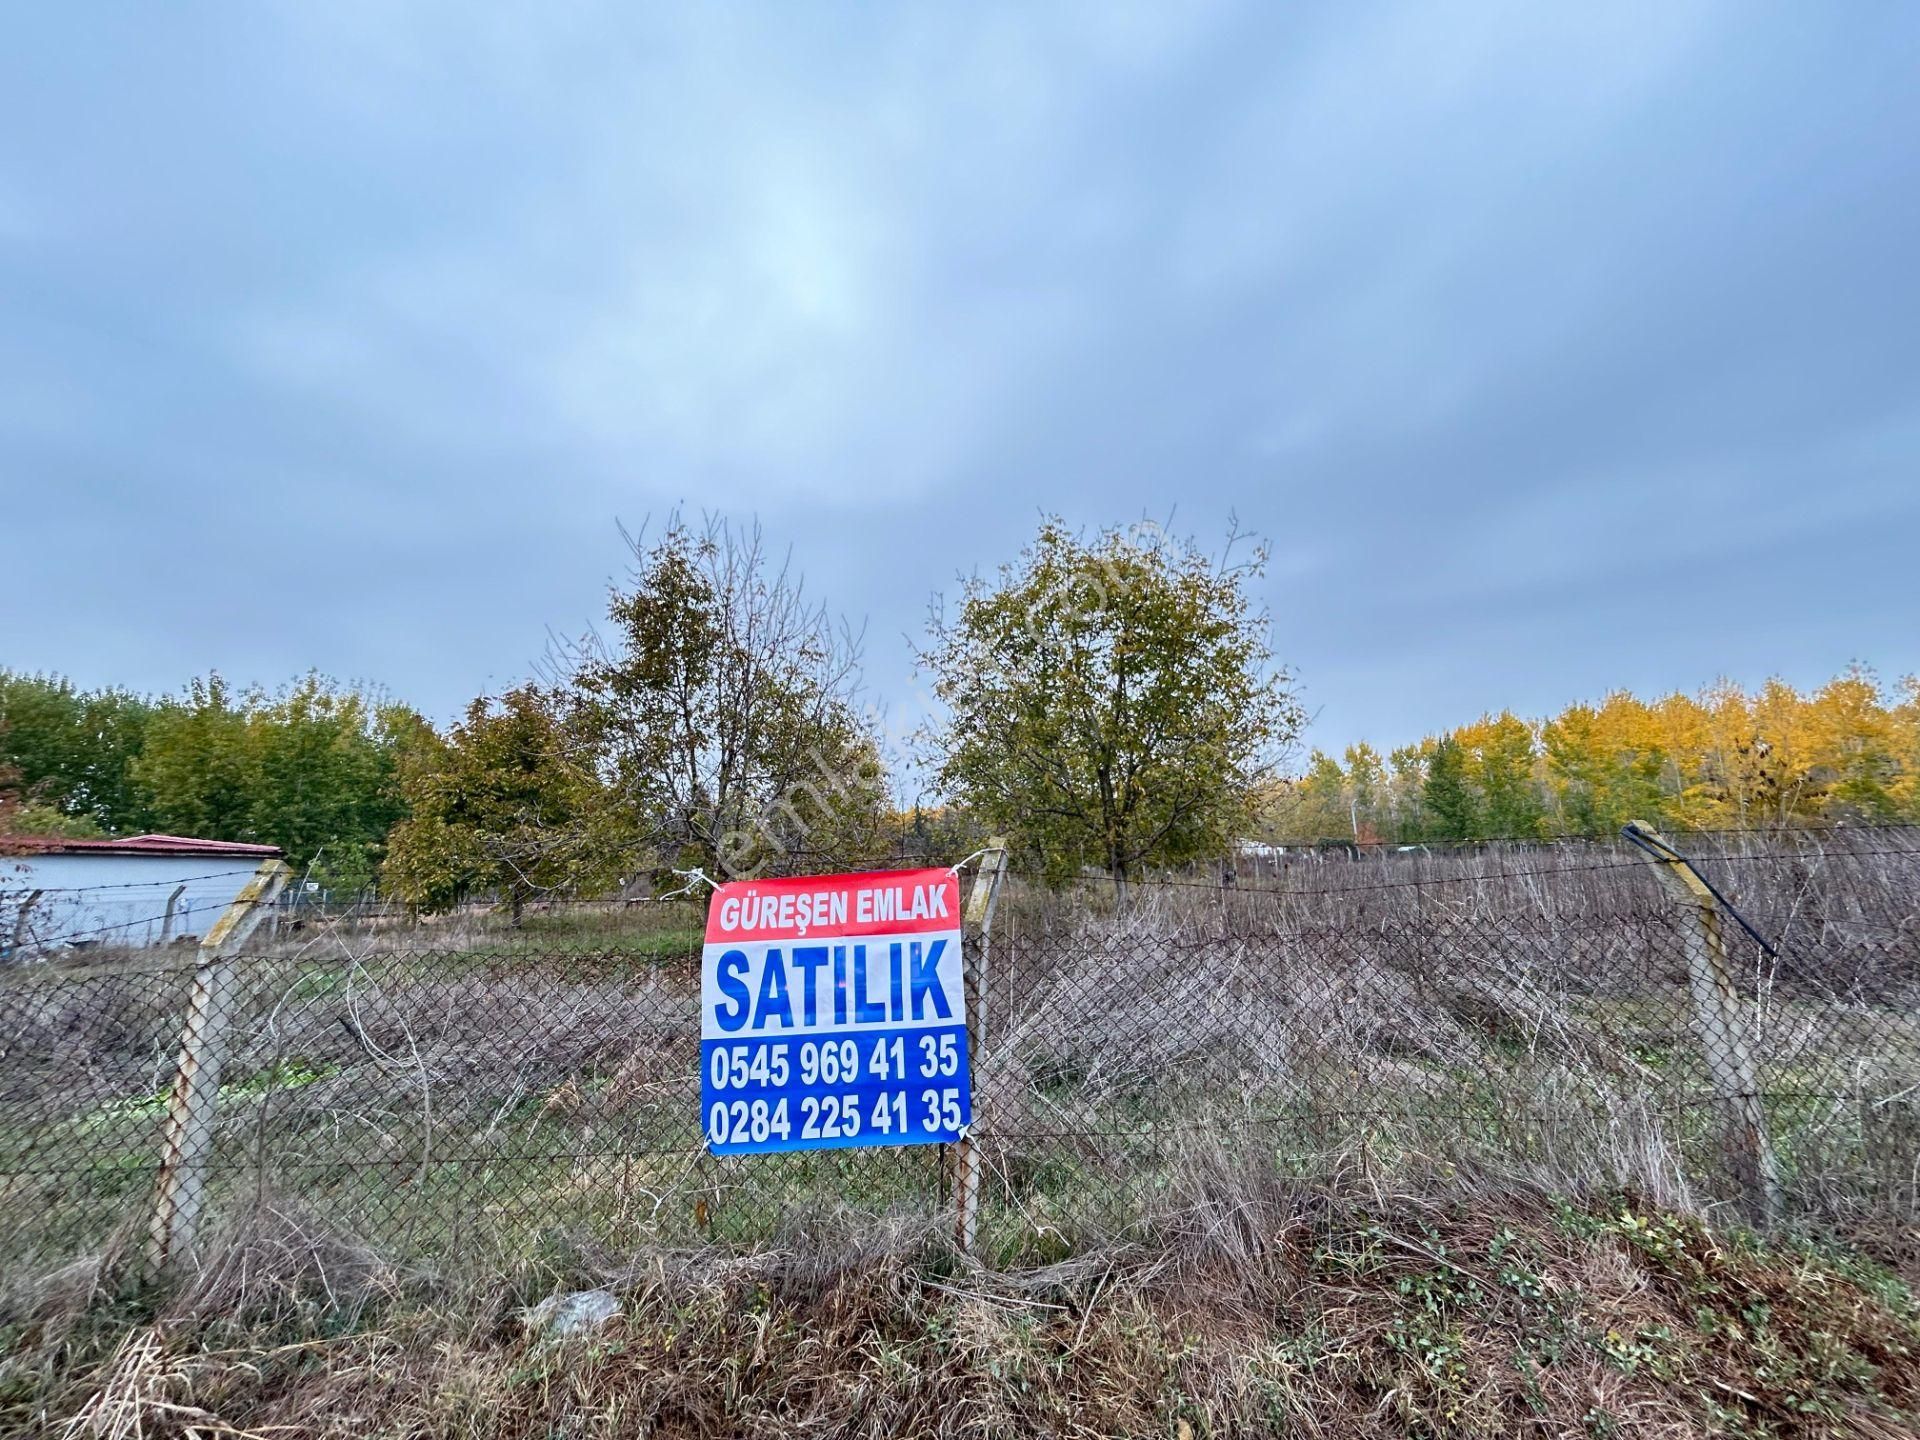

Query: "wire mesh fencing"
left=3, top=831, right=1918, bottom=1274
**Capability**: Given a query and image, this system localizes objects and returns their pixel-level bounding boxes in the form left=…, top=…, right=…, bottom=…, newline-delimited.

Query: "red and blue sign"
left=699, top=868, right=971, bottom=1155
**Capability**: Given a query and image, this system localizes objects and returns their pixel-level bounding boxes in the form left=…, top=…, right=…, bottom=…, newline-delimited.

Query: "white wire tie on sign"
left=947, top=848, right=991, bottom=876
left=659, top=867, right=719, bottom=902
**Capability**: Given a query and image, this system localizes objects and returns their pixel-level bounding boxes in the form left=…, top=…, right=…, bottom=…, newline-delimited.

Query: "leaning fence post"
left=954, top=837, right=1008, bottom=1257
left=146, top=858, right=293, bottom=1277
left=1623, top=822, right=1780, bottom=1226
left=8, top=888, right=43, bottom=958
left=159, top=882, right=188, bottom=945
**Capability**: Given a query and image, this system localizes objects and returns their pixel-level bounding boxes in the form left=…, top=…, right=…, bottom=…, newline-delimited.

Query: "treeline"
left=379, top=516, right=898, bottom=915
left=0, top=517, right=911, bottom=911
left=2, top=515, right=1299, bottom=908
left=1271, top=669, right=1920, bottom=845
left=0, top=672, right=429, bottom=889
left=9, top=512, right=1912, bottom=903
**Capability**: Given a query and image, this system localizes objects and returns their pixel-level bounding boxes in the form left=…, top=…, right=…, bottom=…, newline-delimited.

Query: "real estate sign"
left=699, top=868, right=971, bottom=1155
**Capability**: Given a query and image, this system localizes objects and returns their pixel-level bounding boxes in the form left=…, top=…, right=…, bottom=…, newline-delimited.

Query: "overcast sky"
left=3, top=2, right=1916, bottom=765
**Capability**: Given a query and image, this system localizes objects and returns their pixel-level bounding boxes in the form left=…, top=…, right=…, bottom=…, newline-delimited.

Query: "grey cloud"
left=1, top=0, right=1915, bottom=760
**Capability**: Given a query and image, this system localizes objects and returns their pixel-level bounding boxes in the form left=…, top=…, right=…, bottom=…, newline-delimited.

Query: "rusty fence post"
left=953, top=838, right=1008, bottom=1257
left=146, top=858, right=293, bottom=1277
left=1623, top=822, right=1780, bottom=1227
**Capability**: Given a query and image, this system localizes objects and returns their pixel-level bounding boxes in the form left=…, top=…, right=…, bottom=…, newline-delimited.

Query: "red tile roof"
left=0, top=833, right=283, bottom=859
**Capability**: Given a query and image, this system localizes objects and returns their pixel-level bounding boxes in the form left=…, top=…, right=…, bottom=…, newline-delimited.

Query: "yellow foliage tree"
left=1266, top=666, right=1920, bottom=843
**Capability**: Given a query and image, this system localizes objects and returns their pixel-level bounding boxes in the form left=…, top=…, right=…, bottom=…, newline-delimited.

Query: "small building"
left=1, top=834, right=284, bottom=956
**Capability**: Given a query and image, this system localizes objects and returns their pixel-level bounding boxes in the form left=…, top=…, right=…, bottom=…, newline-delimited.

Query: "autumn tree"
left=1542, top=697, right=1669, bottom=835
left=567, top=515, right=889, bottom=881
left=1285, top=750, right=1356, bottom=844
left=1892, top=676, right=1920, bottom=818
left=920, top=518, right=1304, bottom=899
left=1385, top=744, right=1429, bottom=838
left=1465, top=712, right=1547, bottom=839
left=0, top=763, right=37, bottom=954
left=1268, top=665, right=1920, bottom=844
left=1345, top=742, right=1390, bottom=843
left=1802, top=670, right=1904, bottom=821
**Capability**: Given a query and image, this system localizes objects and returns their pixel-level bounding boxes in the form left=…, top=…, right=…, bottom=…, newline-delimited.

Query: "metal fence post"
left=954, top=837, right=1008, bottom=1257
left=146, top=859, right=293, bottom=1277
left=1624, top=822, right=1780, bottom=1226
left=159, top=882, right=188, bottom=945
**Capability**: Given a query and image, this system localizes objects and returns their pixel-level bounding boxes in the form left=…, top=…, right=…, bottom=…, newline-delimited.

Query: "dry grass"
left=3, top=830, right=1919, bottom=1281
left=4, top=827, right=1920, bottom=1439
left=1082, top=826, right=1920, bottom=947
left=8, top=1154, right=1920, bottom=1438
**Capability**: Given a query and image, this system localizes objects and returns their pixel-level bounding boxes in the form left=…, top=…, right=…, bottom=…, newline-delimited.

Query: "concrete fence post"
left=1624, top=822, right=1780, bottom=1227
left=146, top=858, right=293, bottom=1277
left=954, top=837, right=1008, bottom=1257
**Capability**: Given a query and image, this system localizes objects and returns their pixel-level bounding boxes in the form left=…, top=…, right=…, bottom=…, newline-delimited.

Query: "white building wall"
left=2, top=854, right=266, bottom=954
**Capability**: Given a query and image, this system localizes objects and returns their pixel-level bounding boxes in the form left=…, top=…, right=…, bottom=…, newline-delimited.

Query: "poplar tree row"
left=1273, top=669, right=1920, bottom=844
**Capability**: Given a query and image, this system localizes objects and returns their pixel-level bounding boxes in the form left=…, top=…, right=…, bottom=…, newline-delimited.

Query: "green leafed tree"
left=383, top=685, right=619, bottom=917
left=0, top=672, right=155, bottom=832
left=129, top=673, right=426, bottom=888
left=568, top=514, right=890, bottom=881
left=1422, top=736, right=1480, bottom=840
left=132, top=675, right=258, bottom=843
left=247, top=678, right=429, bottom=891
left=920, top=517, right=1304, bottom=899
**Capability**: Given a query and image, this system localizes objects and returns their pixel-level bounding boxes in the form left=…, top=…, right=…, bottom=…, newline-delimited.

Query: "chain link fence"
left=4, top=830, right=1918, bottom=1272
